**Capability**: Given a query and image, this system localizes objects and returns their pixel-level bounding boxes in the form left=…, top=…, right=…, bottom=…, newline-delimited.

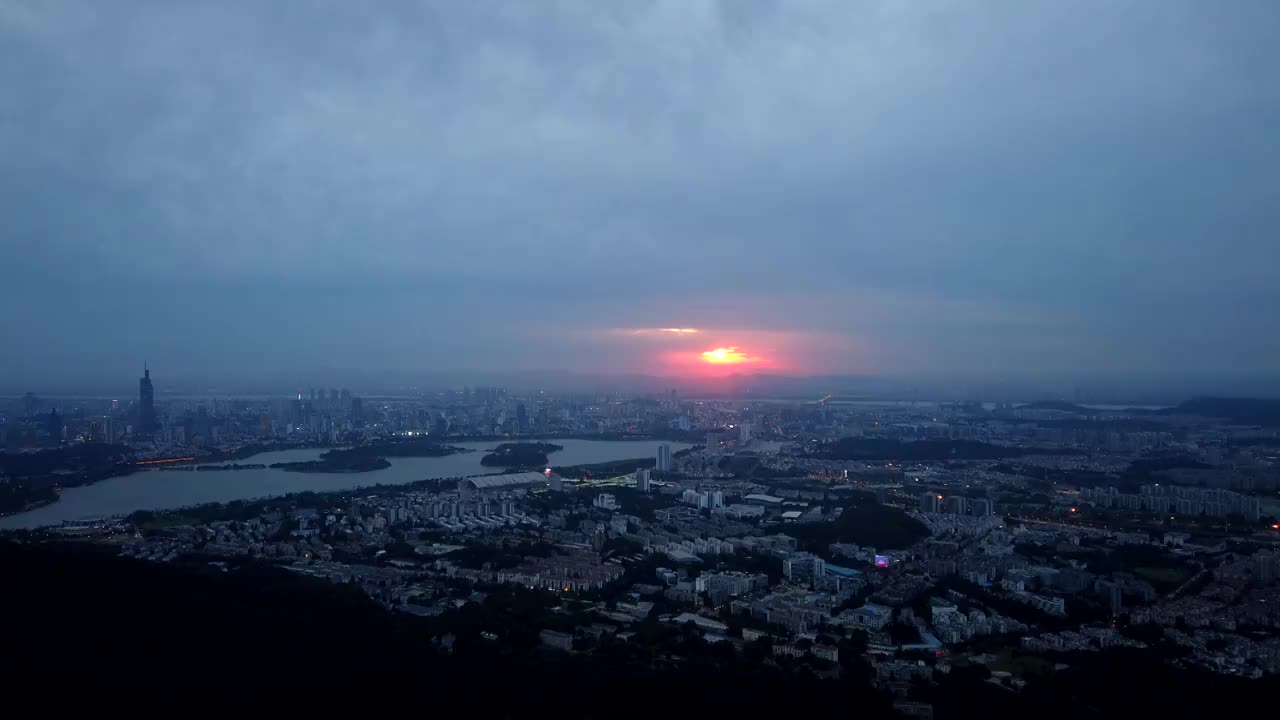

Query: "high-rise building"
left=969, top=498, right=993, bottom=517
left=919, top=492, right=941, bottom=513
left=782, top=552, right=825, bottom=584
left=195, top=405, right=211, bottom=441
left=635, top=468, right=652, bottom=493
left=1253, top=551, right=1279, bottom=585
left=739, top=423, right=752, bottom=443
left=656, top=443, right=672, bottom=472
left=350, top=396, right=364, bottom=425
left=47, top=409, right=63, bottom=445
left=945, top=496, right=967, bottom=515
left=1095, top=579, right=1123, bottom=613
left=138, top=365, right=156, bottom=436
left=516, top=403, right=528, bottom=433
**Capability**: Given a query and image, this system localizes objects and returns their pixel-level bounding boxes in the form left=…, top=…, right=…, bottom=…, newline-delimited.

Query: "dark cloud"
left=2, top=0, right=1277, bottom=388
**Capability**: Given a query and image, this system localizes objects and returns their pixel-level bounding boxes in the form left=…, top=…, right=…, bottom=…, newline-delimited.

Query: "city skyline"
left=5, top=1, right=1280, bottom=700
left=2, top=1, right=1278, bottom=387
left=5, top=362, right=1280, bottom=402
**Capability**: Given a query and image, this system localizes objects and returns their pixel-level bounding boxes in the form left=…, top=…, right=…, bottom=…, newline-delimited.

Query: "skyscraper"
left=47, top=408, right=63, bottom=445
left=138, top=365, right=156, bottom=436
left=705, top=432, right=720, bottom=454
left=919, top=492, right=941, bottom=513
left=635, top=468, right=652, bottom=493
left=195, top=405, right=211, bottom=441
left=291, top=395, right=305, bottom=427
left=656, top=443, right=672, bottom=472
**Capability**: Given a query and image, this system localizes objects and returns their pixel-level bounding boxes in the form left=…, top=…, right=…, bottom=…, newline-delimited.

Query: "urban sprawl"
left=4, top=374, right=1280, bottom=710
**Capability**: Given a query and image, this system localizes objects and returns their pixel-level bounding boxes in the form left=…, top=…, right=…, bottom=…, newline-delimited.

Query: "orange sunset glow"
left=700, top=346, right=753, bottom=365
left=654, top=341, right=776, bottom=377
left=614, top=325, right=835, bottom=376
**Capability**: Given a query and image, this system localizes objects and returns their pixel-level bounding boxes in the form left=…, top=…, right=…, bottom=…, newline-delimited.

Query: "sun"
left=700, top=346, right=752, bottom=365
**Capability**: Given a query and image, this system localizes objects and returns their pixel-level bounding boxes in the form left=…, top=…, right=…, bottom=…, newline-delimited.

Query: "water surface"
left=1, top=439, right=689, bottom=529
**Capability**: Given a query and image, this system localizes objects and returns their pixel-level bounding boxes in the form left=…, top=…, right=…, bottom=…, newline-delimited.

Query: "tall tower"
left=47, top=408, right=63, bottom=445
left=139, top=364, right=156, bottom=436
left=656, top=443, right=672, bottom=472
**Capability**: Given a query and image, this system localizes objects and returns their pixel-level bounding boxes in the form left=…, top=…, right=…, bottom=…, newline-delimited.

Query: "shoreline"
left=0, top=438, right=686, bottom=526
left=0, top=442, right=334, bottom=521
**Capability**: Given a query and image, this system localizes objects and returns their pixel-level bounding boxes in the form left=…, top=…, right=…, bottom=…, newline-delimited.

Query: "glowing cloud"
left=615, top=327, right=703, bottom=337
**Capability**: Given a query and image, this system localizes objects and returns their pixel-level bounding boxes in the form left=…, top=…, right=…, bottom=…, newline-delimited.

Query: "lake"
left=0, top=439, right=690, bottom=529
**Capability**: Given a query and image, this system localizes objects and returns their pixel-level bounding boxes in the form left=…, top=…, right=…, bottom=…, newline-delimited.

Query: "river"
left=0, top=439, right=690, bottom=529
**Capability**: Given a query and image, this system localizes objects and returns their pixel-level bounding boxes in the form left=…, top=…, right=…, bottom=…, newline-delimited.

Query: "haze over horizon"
left=3, top=1, right=1278, bottom=392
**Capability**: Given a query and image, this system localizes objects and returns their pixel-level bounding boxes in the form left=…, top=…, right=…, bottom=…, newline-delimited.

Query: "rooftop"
left=463, top=472, right=550, bottom=491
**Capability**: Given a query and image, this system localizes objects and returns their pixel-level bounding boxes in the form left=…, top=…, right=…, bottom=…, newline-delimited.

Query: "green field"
left=788, top=500, right=930, bottom=551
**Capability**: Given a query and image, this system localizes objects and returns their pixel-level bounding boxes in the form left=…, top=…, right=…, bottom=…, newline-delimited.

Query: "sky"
left=2, top=0, right=1278, bottom=392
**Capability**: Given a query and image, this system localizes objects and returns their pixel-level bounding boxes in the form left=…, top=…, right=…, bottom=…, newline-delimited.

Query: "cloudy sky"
left=2, top=0, right=1277, bottom=390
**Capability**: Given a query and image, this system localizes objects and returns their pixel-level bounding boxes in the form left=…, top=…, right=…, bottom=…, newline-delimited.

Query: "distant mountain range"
left=1160, top=397, right=1280, bottom=426
left=1023, top=397, right=1280, bottom=427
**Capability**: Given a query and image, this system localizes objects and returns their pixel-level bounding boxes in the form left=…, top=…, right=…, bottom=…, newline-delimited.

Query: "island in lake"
left=271, top=441, right=470, bottom=474
left=480, top=442, right=564, bottom=468
left=361, top=441, right=473, bottom=458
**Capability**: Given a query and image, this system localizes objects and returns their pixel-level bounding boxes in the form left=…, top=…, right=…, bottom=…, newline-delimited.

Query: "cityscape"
left=3, top=0, right=1279, bottom=713
left=4, top=365, right=1280, bottom=711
